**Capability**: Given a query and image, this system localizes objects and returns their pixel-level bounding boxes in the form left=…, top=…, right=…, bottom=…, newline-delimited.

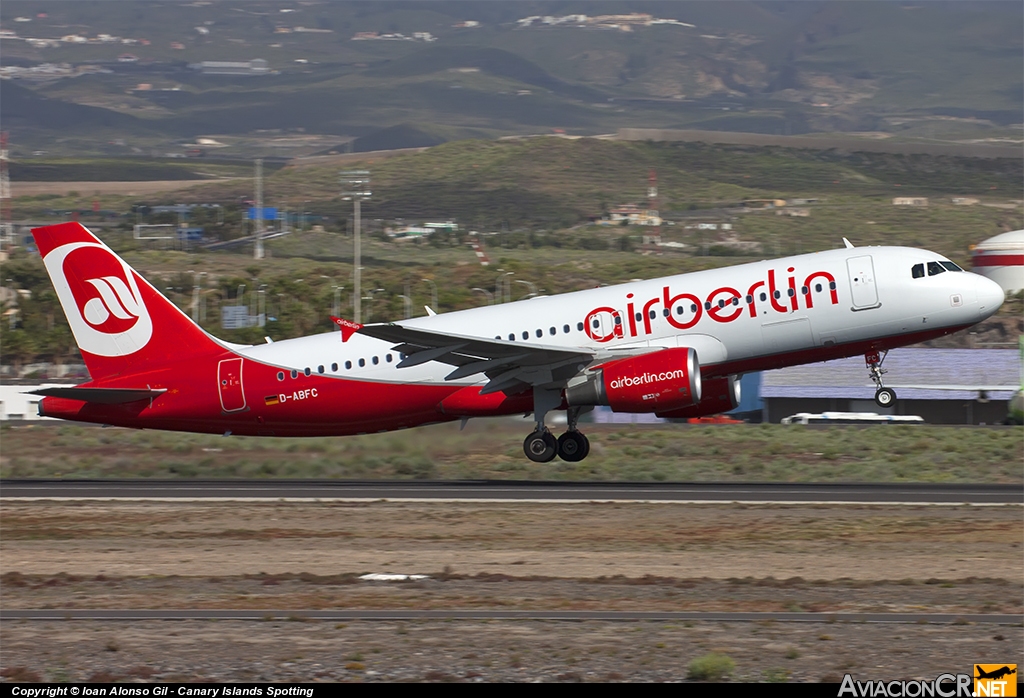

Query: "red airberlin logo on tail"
left=44, top=242, right=153, bottom=357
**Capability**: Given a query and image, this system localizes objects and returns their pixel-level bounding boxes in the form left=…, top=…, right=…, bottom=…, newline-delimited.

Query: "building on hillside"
left=191, top=59, right=269, bottom=75
left=893, top=197, right=928, bottom=206
left=761, top=348, right=1019, bottom=424
left=596, top=204, right=661, bottom=226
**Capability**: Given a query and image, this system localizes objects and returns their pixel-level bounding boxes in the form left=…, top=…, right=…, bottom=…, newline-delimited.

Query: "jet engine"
left=655, top=375, right=741, bottom=419
left=565, top=347, right=701, bottom=413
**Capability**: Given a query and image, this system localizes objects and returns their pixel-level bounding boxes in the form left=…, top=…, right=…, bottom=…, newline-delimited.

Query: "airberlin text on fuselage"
left=584, top=266, right=839, bottom=343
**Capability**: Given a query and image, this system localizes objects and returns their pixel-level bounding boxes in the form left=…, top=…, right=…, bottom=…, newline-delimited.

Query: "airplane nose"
left=974, top=274, right=1005, bottom=319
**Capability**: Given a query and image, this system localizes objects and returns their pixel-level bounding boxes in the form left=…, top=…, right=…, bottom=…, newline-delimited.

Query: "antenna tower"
left=0, top=132, right=12, bottom=246
left=646, top=168, right=661, bottom=246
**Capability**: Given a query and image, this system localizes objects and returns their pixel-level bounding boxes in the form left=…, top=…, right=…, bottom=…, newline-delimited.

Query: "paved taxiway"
left=1, top=479, right=1019, bottom=504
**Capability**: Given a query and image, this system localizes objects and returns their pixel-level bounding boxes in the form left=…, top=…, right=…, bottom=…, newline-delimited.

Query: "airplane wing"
left=358, top=323, right=598, bottom=395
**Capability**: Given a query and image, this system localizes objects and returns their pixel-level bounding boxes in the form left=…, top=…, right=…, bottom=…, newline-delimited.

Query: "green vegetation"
left=687, top=653, right=736, bottom=681
left=4, top=137, right=1020, bottom=369
left=1, top=423, right=1020, bottom=483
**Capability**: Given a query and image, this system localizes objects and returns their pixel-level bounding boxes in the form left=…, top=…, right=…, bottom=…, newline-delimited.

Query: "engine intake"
left=566, top=347, right=701, bottom=413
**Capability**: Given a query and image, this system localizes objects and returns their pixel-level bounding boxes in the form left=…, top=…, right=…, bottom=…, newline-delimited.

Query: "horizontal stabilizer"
left=28, top=387, right=167, bottom=404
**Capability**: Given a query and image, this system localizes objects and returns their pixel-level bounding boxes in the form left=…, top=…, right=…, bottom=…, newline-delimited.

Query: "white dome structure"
left=971, top=230, right=1024, bottom=295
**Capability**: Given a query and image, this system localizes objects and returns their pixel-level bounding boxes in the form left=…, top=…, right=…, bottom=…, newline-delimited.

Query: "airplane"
left=975, top=666, right=1016, bottom=681
left=29, top=222, right=1005, bottom=462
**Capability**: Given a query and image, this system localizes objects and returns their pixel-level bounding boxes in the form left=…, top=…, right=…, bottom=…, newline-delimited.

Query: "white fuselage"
left=240, top=246, right=1004, bottom=384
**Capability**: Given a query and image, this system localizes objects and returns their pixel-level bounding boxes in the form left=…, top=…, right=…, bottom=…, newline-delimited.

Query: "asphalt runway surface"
left=1, top=479, right=1020, bottom=504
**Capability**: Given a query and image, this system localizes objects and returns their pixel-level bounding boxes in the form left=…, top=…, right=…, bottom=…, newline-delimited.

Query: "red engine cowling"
left=656, top=375, right=741, bottom=419
left=565, top=347, right=701, bottom=413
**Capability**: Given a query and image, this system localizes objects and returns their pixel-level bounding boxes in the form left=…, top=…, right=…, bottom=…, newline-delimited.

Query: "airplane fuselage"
left=40, top=243, right=1004, bottom=439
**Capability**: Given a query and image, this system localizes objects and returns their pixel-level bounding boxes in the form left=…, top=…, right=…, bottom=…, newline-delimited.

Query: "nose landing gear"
left=865, top=350, right=896, bottom=407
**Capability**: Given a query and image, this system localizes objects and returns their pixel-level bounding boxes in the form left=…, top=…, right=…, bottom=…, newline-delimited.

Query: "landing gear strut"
left=522, top=393, right=591, bottom=462
left=865, top=350, right=896, bottom=408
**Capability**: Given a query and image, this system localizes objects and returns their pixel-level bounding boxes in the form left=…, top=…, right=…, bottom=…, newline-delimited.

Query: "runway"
left=1, top=609, right=1019, bottom=624
left=1, top=479, right=1019, bottom=504
left=4, top=474, right=1019, bottom=503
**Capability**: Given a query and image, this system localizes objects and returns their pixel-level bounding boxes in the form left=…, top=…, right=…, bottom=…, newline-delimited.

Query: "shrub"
left=688, top=653, right=735, bottom=681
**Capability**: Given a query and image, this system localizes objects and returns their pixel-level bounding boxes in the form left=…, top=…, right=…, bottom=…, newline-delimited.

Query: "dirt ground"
left=1, top=500, right=1021, bottom=682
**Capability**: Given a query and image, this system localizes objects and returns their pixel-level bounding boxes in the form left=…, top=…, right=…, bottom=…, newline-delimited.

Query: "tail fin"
left=33, top=222, right=228, bottom=380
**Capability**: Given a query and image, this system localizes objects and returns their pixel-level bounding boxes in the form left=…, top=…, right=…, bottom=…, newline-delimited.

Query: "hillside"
left=0, top=1, right=1020, bottom=157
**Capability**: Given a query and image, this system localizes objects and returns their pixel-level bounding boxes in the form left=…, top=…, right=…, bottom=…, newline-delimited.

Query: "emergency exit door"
left=218, top=357, right=247, bottom=412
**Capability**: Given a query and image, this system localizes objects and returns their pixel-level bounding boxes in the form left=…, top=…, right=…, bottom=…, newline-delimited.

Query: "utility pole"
left=340, top=170, right=370, bottom=323
left=254, top=158, right=265, bottom=260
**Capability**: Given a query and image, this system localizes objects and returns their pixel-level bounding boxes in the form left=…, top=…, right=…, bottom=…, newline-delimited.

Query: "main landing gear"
left=523, top=398, right=591, bottom=463
left=865, top=350, right=896, bottom=408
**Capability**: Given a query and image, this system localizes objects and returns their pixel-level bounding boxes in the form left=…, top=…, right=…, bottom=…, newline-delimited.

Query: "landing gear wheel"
left=557, top=431, right=590, bottom=462
left=524, top=430, right=557, bottom=463
left=874, top=387, right=896, bottom=408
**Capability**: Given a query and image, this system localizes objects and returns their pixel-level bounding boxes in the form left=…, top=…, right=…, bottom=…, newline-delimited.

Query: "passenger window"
left=318, top=365, right=324, bottom=374
left=745, top=295, right=753, bottom=304
left=549, top=327, right=556, bottom=336
left=577, top=322, right=585, bottom=331
left=345, top=361, right=352, bottom=370
left=760, top=292, right=767, bottom=301
left=676, top=306, right=684, bottom=315
left=358, top=358, right=365, bottom=367
left=801, top=286, right=809, bottom=295
left=386, top=354, right=392, bottom=363
left=277, top=372, right=285, bottom=381
left=372, top=356, right=379, bottom=365
left=912, top=264, right=925, bottom=279
left=690, top=304, right=697, bottom=313
left=927, top=261, right=945, bottom=276
left=815, top=284, right=823, bottom=292
left=731, top=297, right=739, bottom=306
left=509, top=334, right=515, bottom=341
left=592, top=319, right=599, bottom=329
left=290, top=370, right=298, bottom=379
left=773, top=291, right=781, bottom=299
left=522, top=331, right=529, bottom=340
left=704, top=302, right=712, bottom=310
left=614, top=316, right=622, bottom=325
left=536, top=329, right=543, bottom=338
left=940, top=261, right=963, bottom=272
left=331, top=363, right=338, bottom=372
left=649, top=309, right=657, bottom=319
left=829, top=281, right=837, bottom=290
left=635, top=312, right=642, bottom=321
left=787, top=288, right=795, bottom=297
left=563, top=324, right=570, bottom=333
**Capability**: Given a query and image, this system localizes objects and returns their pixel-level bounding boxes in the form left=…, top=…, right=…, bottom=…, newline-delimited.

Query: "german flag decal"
left=264, top=395, right=280, bottom=406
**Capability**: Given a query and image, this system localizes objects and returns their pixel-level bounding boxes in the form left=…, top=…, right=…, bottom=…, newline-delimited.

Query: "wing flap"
left=358, top=323, right=595, bottom=390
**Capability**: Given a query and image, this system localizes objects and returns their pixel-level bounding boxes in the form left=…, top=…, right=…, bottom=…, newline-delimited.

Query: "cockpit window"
left=927, top=261, right=946, bottom=276
left=912, top=263, right=925, bottom=279
left=940, top=261, right=963, bottom=272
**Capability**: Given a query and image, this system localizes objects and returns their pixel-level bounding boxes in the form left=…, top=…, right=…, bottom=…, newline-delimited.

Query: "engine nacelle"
left=565, top=347, right=701, bottom=413
left=656, top=375, right=741, bottom=419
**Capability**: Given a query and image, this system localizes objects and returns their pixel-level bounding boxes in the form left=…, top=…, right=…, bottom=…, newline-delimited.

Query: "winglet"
left=424, top=306, right=437, bottom=317
left=843, top=237, right=855, bottom=249
left=330, top=316, right=363, bottom=342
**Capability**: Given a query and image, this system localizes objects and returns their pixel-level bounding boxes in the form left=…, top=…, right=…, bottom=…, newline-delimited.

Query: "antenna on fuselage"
left=843, top=237, right=855, bottom=249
